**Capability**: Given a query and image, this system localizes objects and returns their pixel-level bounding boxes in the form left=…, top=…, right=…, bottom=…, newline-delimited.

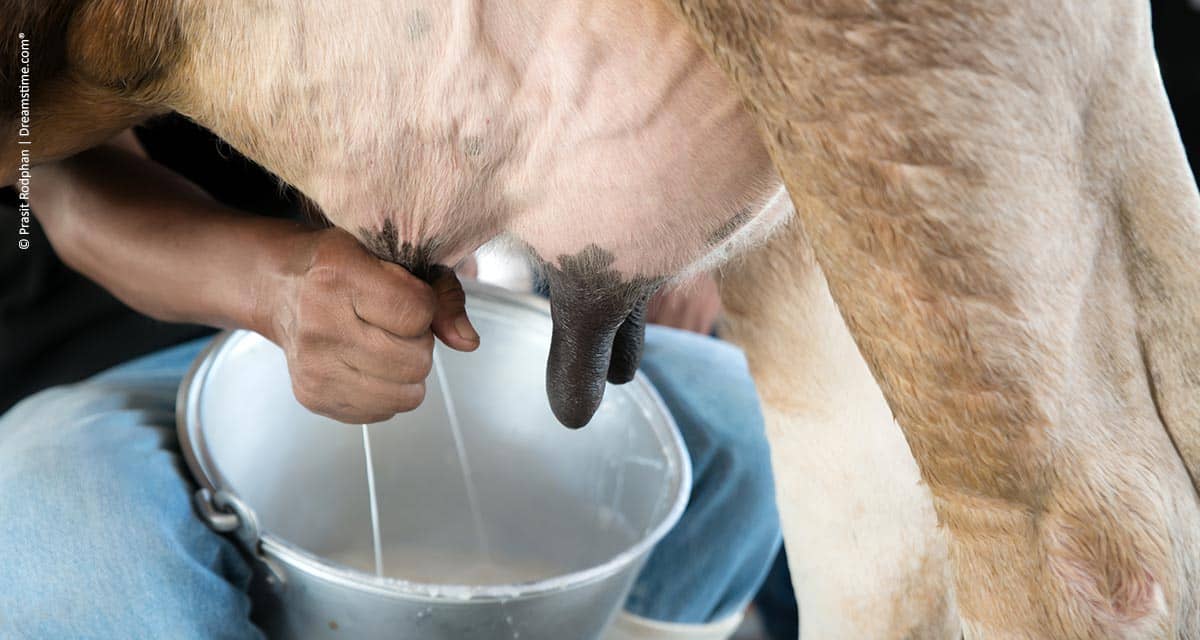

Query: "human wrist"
left=236, top=219, right=317, bottom=344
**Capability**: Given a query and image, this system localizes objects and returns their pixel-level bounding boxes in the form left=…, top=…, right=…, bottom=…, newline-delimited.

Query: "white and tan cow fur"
left=679, top=2, right=1200, bottom=637
left=4, top=1, right=1200, bottom=638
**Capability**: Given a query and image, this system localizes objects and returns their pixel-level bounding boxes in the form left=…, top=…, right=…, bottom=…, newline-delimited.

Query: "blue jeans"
left=0, top=326, right=779, bottom=637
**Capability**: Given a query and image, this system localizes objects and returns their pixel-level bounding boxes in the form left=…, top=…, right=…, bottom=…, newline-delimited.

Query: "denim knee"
left=0, top=374, right=260, bottom=639
left=625, top=326, right=781, bottom=624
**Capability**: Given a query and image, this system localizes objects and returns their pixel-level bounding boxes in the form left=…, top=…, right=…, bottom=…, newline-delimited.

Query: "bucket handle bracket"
left=194, top=487, right=241, bottom=533
left=194, top=487, right=260, bottom=545
left=193, top=488, right=287, bottom=587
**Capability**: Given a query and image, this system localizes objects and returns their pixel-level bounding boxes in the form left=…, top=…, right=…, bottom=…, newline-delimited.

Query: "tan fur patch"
left=671, top=0, right=1200, bottom=637
left=721, top=215, right=959, bottom=638
left=0, top=0, right=181, bottom=184
left=67, top=0, right=184, bottom=101
left=0, top=1, right=78, bottom=114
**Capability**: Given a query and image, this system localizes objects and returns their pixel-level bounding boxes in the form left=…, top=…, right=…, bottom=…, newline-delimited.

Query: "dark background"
left=0, top=117, right=303, bottom=410
left=1154, top=0, right=1199, bottom=174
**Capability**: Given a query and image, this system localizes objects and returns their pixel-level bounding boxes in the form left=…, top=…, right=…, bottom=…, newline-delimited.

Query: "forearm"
left=29, top=136, right=310, bottom=335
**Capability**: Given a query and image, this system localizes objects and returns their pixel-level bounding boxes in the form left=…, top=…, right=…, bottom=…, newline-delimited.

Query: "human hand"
left=261, top=228, right=479, bottom=423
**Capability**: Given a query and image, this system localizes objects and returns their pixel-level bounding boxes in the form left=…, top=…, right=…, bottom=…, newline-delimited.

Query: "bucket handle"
left=194, top=487, right=260, bottom=546
left=193, top=487, right=241, bottom=533
left=193, top=487, right=287, bottom=587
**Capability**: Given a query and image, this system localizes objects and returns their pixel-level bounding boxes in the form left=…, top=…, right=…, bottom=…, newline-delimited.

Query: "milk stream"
left=432, top=347, right=494, bottom=563
left=361, top=423, right=385, bottom=577
left=360, top=347, right=492, bottom=581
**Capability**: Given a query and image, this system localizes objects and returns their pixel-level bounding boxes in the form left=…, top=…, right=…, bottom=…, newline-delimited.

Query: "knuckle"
left=324, top=397, right=386, bottom=425
left=291, top=359, right=335, bottom=397
left=289, top=361, right=313, bottom=389
left=407, top=275, right=439, bottom=308
left=414, top=287, right=439, bottom=325
left=292, top=372, right=321, bottom=401
left=394, top=383, right=426, bottom=412
left=291, top=340, right=331, bottom=373
left=332, top=401, right=373, bottom=424
left=380, top=336, right=433, bottom=381
left=413, top=349, right=433, bottom=379
left=347, top=400, right=393, bottom=424
left=393, top=295, right=435, bottom=333
left=291, top=380, right=326, bottom=414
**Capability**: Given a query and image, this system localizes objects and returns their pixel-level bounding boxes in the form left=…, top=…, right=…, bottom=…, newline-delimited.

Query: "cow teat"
left=542, top=245, right=662, bottom=429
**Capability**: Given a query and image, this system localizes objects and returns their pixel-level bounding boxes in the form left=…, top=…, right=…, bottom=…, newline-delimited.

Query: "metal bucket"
left=177, top=281, right=691, bottom=639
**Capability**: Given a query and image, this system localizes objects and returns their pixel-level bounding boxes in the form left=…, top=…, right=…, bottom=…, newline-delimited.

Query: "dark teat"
left=542, top=245, right=661, bottom=429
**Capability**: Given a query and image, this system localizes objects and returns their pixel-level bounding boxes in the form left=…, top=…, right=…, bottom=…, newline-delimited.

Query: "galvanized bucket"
left=177, top=281, right=691, bottom=639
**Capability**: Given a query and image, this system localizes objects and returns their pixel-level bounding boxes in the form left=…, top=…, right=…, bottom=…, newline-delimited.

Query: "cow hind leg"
left=719, top=217, right=959, bottom=639
left=668, top=0, right=1200, bottom=637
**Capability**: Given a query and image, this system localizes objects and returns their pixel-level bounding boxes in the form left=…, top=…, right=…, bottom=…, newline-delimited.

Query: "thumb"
left=428, top=266, right=480, bottom=351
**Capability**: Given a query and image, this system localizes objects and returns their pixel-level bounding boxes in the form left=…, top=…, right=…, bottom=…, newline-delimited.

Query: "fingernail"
left=455, top=316, right=479, bottom=342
